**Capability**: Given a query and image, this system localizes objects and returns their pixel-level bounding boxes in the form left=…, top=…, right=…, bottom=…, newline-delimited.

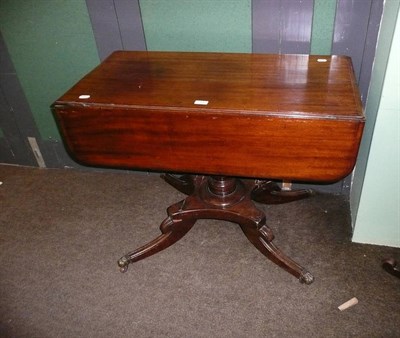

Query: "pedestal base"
left=118, top=175, right=314, bottom=284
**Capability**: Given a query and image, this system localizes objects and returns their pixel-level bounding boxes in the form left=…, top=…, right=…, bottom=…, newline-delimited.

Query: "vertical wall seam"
left=278, top=1, right=282, bottom=54
left=112, top=0, right=125, bottom=50
left=251, top=0, right=254, bottom=52
left=84, top=0, right=103, bottom=60
left=329, top=0, right=339, bottom=56
left=358, top=1, right=375, bottom=87
left=310, top=0, right=315, bottom=53
left=137, top=0, right=148, bottom=51
left=358, top=0, right=384, bottom=102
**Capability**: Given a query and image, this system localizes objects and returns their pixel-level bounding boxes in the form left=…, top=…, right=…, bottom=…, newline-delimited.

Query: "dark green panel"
left=0, top=0, right=99, bottom=140
left=310, top=0, right=337, bottom=55
left=140, top=0, right=251, bottom=52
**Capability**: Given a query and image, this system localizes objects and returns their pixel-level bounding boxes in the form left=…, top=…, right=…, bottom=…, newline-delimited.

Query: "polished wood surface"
left=52, top=51, right=364, bottom=182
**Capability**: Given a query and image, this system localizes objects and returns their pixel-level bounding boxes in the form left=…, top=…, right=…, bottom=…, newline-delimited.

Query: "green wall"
left=140, top=0, right=336, bottom=54
left=0, top=0, right=99, bottom=140
left=351, top=1, right=400, bottom=247
left=140, top=0, right=252, bottom=53
left=310, top=0, right=336, bottom=55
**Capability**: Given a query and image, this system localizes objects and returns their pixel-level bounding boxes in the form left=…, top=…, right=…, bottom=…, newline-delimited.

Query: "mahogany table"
left=52, top=51, right=364, bottom=284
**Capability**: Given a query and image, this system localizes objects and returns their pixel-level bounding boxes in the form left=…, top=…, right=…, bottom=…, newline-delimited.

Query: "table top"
left=56, top=51, right=363, bottom=121
left=53, top=51, right=365, bottom=181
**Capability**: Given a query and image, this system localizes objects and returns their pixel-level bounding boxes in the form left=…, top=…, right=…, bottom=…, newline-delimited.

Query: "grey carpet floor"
left=0, top=165, right=399, bottom=337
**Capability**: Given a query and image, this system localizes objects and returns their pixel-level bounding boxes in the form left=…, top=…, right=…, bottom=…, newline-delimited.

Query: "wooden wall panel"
left=358, top=0, right=385, bottom=105
left=280, top=0, right=313, bottom=54
left=114, top=0, right=146, bottom=51
left=252, top=0, right=313, bottom=54
left=86, top=0, right=124, bottom=60
left=86, top=0, right=146, bottom=61
left=332, top=0, right=373, bottom=80
left=252, top=0, right=281, bottom=53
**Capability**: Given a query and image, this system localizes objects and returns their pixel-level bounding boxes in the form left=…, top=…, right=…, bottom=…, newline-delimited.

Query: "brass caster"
left=299, top=271, right=314, bottom=285
left=118, top=256, right=130, bottom=273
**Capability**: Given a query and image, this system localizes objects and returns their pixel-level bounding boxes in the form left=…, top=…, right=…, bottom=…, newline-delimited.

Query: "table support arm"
left=118, top=175, right=314, bottom=284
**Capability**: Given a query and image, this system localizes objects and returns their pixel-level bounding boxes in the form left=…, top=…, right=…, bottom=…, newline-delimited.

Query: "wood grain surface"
left=53, top=51, right=364, bottom=182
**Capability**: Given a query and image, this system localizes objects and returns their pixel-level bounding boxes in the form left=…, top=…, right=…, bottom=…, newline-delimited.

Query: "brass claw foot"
left=299, top=271, right=314, bottom=284
left=382, top=258, right=400, bottom=279
left=118, top=256, right=130, bottom=273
